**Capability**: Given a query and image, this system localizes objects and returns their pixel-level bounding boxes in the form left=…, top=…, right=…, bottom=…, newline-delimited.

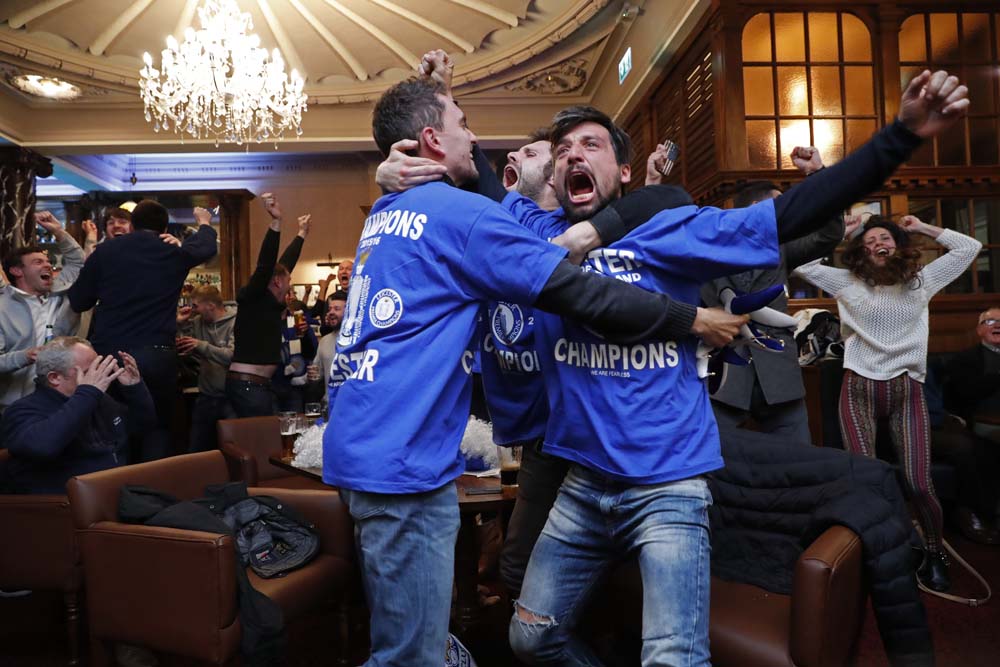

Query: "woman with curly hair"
left=795, top=214, right=981, bottom=592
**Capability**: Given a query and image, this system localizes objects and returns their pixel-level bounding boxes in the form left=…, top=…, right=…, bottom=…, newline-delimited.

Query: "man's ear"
left=46, top=371, right=62, bottom=387
left=619, top=163, right=632, bottom=185
left=8, top=265, right=23, bottom=280
left=420, top=126, right=444, bottom=158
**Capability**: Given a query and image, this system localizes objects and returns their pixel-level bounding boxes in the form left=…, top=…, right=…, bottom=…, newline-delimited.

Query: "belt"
left=227, top=371, right=272, bottom=386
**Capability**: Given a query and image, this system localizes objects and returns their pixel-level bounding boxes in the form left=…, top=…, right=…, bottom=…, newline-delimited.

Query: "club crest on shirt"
left=369, top=289, right=403, bottom=329
left=491, top=302, right=524, bottom=346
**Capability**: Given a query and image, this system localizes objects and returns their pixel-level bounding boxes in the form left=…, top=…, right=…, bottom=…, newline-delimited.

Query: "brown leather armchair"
left=217, top=416, right=329, bottom=490
left=593, top=525, right=865, bottom=667
left=0, top=450, right=83, bottom=666
left=66, top=451, right=356, bottom=666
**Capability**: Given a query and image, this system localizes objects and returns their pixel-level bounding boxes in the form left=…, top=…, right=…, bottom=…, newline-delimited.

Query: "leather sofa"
left=218, top=416, right=329, bottom=490
left=0, top=450, right=83, bottom=666
left=591, top=525, right=865, bottom=667
left=66, top=450, right=356, bottom=665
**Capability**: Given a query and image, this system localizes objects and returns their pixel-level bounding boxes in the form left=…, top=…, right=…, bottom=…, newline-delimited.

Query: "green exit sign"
left=618, top=47, right=632, bottom=84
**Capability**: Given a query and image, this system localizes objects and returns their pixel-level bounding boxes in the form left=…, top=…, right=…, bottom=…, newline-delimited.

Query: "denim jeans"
left=509, top=466, right=713, bottom=667
left=340, top=483, right=460, bottom=667
left=500, top=441, right=570, bottom=599
left=225, top=378, right=276, bottom=418
left=189, top=394, right=235, bottom=453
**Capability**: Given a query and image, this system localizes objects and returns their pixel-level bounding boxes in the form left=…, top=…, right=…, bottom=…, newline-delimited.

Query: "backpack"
left=219, top=493, right=320, bottom=578
left=794, top=310, right=843, bottom=365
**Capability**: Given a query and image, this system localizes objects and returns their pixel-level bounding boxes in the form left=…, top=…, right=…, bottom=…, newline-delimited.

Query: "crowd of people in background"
left=0, top=47, right=998, bottom=667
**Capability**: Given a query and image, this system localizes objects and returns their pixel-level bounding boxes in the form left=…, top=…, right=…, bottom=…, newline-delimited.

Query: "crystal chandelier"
left=138, top=0, right=307, bottom=146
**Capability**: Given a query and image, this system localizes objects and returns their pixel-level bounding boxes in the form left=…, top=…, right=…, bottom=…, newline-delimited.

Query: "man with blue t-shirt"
left=323, top=76, right=736, bottom=667
left=505, top=71, right=970, bottom=664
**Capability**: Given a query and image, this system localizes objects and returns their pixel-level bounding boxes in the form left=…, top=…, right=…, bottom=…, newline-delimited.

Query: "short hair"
left=131, top=200, right=169, bottom=234
left=36, top=336, right=92, bottom=381
left=329, top=290, right=348, bottom=302
left=528, top=127, right=551, bottom=144
left=105, top=208, right=132, bottom=224
left=288, top=299, right=307, bottom=312
left=733, top=181, right=781, bottom=208
left=549, top=106, right=632, bottom=166
left=372, top=78, right=447, bottom=157
left=978, top=308, right=1000, bottom=324
left=272, top=263, right=290, bottom=280
left=192, top=285, right=223, bottom=306
left=2, top=245, right=46, bottom=279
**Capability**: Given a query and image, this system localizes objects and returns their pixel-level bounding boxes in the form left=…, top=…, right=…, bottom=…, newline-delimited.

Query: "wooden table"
left=268, top=457, right=512, bottom=635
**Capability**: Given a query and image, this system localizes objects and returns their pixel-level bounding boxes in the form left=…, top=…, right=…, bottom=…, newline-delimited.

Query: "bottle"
left=43, top=324, right=54, bottom=344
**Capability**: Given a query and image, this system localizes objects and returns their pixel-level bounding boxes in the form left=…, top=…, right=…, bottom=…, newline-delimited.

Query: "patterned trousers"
left=839, top=370, right=944, bottom=552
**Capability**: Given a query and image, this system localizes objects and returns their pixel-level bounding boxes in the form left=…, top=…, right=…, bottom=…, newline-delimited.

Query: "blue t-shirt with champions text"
left=480, top=193, right=570, bottom=445
left=323, top=182, right=567, bottom=493
left=535, top=199, right=780, bottom=484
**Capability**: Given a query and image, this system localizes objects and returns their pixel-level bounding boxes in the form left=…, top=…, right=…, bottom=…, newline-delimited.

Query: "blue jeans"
left=509, top=466, right=712, bottom=667
left=340, top=483, right=460, bottom=667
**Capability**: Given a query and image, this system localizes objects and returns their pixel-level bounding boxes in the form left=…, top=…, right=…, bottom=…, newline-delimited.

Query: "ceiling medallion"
left=138, top=0, right=307, bottom=146
left=505, top=59, right=589, bottom=95
left=10, top=74, right=81, bottom=100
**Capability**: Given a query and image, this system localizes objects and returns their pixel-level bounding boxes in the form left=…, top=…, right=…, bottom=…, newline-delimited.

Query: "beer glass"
left=498, top=445, right=522, bottom=499
left=279, top=411, right=298, bottom=460
left=304, top=402, right=323, bottom=425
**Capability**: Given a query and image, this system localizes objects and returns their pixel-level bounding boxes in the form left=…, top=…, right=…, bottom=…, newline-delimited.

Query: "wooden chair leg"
left=64, top=591, right=80, bottom=666
left=336, top=597, right=351, bottom=667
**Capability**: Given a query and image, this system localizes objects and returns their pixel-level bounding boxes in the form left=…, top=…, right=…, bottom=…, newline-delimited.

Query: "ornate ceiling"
left=0, top=0, right=709, bottom=153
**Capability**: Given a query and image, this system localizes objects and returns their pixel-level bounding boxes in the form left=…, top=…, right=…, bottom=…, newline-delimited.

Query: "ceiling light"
left=11, top=74, right=81, bottom=100
left=138, top=0, right=307, bottom=146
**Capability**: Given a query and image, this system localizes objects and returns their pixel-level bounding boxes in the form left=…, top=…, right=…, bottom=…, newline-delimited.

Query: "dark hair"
left=841, top=216, right=923, bottom=287
left=287, top=299, right=307, bottom=312
left=131, top=200, right=169, bottom=233
left=2, top=245, right=46, bottom=279
left=733, top=181, right=781, bottom=208
left=329, top=290, right=348, bottom=302
left=549, top=106, right=632, bottom=166
left=528, top=127, right=551, bottom=144
left=272, top=263, right=290, bottom=280
left=372, top=78, right=446, bottom=157
left=105, top=207, right=132, bottom=224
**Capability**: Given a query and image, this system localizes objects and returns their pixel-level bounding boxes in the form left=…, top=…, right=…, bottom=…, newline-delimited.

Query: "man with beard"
left=326, top=72, right=757, bottom=667
left=0, top=211, right=85, bottom=413
left=306, top=290, right=347, bottom=409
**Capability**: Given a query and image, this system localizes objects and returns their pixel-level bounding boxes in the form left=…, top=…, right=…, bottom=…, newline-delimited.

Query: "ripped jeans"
left=509, top=465, right=712, bottom=667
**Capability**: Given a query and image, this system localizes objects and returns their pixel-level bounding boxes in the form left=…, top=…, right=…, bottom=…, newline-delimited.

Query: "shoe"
left=956, top=507, right=1000, bottom=545
left=0, top=589, right=32, bottom=598
left=114, top=643, right=158, bottom=667
left=917, top=550, right=950, bottom=592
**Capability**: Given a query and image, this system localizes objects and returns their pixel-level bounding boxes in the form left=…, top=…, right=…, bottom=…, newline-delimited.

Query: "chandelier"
left=138, top=0, right=307, bottom=146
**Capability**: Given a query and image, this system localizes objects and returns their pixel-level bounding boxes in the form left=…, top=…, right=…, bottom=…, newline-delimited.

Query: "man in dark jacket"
left=701, top=149, right=846, bottom=445
left=0, top=336, right=154, bottom=494
left=68, top=201, right=217, bottom=462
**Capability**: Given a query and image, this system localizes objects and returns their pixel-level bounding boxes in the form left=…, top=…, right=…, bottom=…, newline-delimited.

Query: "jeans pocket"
left=342, top=490, right=387, bottom=521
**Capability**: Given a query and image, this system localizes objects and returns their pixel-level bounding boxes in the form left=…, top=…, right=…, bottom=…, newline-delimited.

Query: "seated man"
left=0, top=337, right=154, bottom=494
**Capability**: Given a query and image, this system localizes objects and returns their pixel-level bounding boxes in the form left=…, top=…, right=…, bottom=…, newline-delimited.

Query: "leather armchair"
left=0, top=450, right=83, bottom=666
left=66, top=451, right=356, bottom=666
left=592, top=525, right=865, bottom=667
left=217, top=416, right=329, bottom=490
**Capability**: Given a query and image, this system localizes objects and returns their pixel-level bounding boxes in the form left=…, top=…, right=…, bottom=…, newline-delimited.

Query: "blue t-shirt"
left=480, top=193, right=570, bottom=445
left=535, top=199, right=780, bottom=484
left=323, top=182, right=567, bottom=493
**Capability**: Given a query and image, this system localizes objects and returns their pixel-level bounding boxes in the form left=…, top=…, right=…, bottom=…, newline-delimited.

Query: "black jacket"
left=711, top=426, right=933, bottom=667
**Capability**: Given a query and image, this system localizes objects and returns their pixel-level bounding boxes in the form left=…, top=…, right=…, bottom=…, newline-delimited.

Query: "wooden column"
left=0, top=147, right=52, bottom=260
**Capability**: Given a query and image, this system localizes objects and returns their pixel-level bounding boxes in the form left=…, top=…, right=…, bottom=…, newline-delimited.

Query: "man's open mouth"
left=40, top=273, right=52, bottom=281
left=567, top=170, right=595, bottom=204
left=503, top=165, right=519, bottom=189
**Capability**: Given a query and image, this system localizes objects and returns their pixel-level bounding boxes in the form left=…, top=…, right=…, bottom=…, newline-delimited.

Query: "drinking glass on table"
left=498, top=446, right=523, bottom=499
left=278, top=411, right=298, bottom=460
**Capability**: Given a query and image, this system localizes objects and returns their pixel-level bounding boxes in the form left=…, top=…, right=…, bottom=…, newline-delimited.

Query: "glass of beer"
left=279, top=411, right=298, bottom=460
left=498, top=445, right=522, bottom=499
left=304, top=402, right=323, bottom=425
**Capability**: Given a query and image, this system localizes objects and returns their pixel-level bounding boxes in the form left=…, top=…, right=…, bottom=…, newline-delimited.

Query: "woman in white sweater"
left=795, top=214, right=981, bottom=592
